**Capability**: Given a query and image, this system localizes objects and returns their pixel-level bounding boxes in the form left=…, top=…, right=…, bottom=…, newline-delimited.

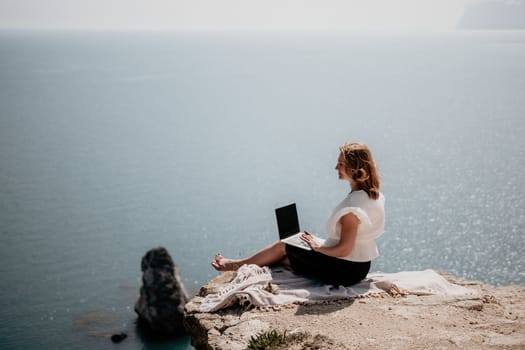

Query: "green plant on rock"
left=246, top=329, right=309, bottom=350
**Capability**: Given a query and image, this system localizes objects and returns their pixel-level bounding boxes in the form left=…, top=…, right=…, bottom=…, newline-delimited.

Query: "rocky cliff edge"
left=184, top=271, right=525, bottom=350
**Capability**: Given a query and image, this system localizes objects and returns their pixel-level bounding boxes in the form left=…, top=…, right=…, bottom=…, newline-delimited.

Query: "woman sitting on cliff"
left=212, top=142, right=385, bottom=287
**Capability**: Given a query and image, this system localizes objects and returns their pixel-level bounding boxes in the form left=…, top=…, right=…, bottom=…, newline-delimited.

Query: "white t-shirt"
left=323, top=190, right=385, bottom=262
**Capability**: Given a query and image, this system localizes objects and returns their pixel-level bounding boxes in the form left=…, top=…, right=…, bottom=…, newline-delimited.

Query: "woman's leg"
left=212, top=240, right=288, bottom=271
left=285, top=245, right=371, bottom=286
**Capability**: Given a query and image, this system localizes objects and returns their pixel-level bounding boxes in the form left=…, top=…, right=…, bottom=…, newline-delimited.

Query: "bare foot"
left=211, top=253, right=242, bottom=271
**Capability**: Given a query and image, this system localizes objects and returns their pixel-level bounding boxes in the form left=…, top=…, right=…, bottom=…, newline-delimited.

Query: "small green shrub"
left=246, top=329, right=308, bottom=350
left=246, top=330, right=287, bottom=350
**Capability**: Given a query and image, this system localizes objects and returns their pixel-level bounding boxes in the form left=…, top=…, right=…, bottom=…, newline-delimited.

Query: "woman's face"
left=335, top=152, right=350, bottom=181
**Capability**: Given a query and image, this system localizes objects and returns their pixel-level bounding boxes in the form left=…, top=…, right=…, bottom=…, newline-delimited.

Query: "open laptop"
left=275, top=203, right=324, bottom=250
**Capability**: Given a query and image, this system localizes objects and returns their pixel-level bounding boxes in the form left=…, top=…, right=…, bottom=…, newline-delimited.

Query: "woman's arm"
left=302, top=213, right=359, bottom=258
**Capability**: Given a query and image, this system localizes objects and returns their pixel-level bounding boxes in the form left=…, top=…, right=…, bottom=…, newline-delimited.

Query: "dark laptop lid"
left=275, top=203, right=300, bottom=239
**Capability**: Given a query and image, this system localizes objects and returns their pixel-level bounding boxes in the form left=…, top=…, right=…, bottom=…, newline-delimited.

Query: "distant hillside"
left=457, top=0, right=525, bottom=29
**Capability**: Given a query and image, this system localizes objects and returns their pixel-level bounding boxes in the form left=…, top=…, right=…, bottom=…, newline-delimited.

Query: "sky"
left=0, top=0, right=473, bottom=32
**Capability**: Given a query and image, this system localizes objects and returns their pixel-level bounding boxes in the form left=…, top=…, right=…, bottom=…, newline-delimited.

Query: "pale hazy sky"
left=0, top=0, right=472, bottom=32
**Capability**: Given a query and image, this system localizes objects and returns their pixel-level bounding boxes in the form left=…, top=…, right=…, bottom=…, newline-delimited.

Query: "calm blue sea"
left=0, top=30, right=524, bottom=350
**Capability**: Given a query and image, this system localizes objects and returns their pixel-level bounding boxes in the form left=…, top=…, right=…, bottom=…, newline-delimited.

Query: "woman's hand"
left=301, top=231, right=321, bottom=251
left=301, top=213, right=359, bottom=258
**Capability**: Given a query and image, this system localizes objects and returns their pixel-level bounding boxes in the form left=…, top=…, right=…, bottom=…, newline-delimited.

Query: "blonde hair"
left=339, top=142, right=381, bottom=200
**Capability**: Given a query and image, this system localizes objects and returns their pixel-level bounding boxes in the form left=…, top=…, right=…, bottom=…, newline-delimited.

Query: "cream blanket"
left=200, top=264, right=479, bottom=312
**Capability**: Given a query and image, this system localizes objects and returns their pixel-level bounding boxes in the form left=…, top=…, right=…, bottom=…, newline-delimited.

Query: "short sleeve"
left=326, top=206, right=372, bottom=235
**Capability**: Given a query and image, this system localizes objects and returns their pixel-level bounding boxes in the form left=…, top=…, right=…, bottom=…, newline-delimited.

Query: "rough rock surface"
left=184, top=270, right=525, bottom=350
left=135, top=247, right=189, bottom=336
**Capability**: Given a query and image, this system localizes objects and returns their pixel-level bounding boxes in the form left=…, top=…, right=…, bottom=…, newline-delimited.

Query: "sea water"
left=0, top=30, right=524, bottom=350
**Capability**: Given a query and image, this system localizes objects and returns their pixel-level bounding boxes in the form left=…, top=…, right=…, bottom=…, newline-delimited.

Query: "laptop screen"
left=275, top=203, right=300, bottom=239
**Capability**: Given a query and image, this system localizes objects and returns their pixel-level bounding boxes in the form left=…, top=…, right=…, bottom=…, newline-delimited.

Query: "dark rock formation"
left=135, top=247, right=189, bottom=336
left=110, top=332, right=127, bottom=343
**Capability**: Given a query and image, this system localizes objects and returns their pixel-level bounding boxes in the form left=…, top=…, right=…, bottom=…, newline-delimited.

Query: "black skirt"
left=285, top=244, right=371, bottom=287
